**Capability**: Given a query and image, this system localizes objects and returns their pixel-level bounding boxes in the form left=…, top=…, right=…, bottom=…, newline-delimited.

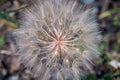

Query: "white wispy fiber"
left=13, top=0, right=101, bottom=80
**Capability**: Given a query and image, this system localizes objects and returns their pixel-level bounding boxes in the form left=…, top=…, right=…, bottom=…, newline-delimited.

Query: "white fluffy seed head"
left=13, top=0, right=101, bottom=80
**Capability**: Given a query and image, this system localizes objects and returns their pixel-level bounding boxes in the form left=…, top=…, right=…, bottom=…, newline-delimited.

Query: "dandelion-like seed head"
left=13, top=0, right=101, bottom=80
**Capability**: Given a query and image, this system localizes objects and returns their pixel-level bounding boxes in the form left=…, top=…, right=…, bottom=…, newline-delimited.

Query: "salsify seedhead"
left=13, top=0, right=101, bottom=80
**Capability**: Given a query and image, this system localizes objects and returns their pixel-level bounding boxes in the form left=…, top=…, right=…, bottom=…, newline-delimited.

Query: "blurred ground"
left=0, top=0, right=120, bottom=80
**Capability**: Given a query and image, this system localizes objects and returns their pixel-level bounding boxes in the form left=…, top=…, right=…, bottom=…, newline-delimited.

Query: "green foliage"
left=113, top=16, right=120, bottom=26
left=0, top=36, right=5, bottom=47
left=99, top=8, right=120, bottom=19
left=0, top=5, right=27, bottom=28
left=102, top=74, right=113, bottom=80
left=5, top=5, right=27, bottom=13
left=81, top=75, right=96, bottom=80
left=0, top=12, right=20, bottom=26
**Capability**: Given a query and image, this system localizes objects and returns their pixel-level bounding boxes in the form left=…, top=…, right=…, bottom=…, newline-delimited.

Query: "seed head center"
left=55, top=40, right=62, bottom=47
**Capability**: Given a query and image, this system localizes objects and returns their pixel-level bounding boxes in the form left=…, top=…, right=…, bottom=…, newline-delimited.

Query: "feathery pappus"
left=13, top=0, right=101, bottom=80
